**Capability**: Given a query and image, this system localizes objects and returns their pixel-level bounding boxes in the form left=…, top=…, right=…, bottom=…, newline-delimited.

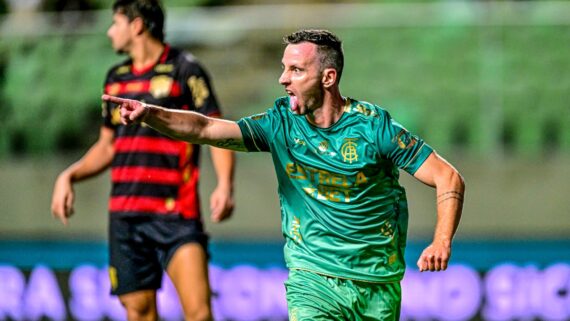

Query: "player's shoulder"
left=170, top=47, right=200, bottom=66
left=345, top=98, right=389, bottom=121
left=106, top=58, right=132, bottom=78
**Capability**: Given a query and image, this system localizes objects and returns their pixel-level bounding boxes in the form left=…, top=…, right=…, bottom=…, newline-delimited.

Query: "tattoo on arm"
left=215, top=139, right=245, bottom=150
left=437, top=191, right=464, bottom=205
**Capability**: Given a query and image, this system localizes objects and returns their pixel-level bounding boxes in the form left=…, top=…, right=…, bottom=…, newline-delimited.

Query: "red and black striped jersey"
left=102, top=44, right=221, bottom=219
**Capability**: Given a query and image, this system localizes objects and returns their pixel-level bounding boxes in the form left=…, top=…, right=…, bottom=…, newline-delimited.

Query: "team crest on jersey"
left=188, top=76, right=209, bottom=108
left=341, top=138, right=359, bottom=164
left=150, top=75, right=173, bottom=98
left=393, top=129, right=417, bottom=149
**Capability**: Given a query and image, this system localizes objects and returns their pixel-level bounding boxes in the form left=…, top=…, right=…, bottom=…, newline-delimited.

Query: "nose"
left=279, top=70, right=289, bottom=85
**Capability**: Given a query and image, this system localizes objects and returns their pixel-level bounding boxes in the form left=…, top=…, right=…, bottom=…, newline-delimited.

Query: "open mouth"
left=286, top=91, right=298, bottom=113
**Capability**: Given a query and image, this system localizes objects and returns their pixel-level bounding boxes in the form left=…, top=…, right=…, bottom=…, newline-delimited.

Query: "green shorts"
left=285, top=269, right=401, bottom=321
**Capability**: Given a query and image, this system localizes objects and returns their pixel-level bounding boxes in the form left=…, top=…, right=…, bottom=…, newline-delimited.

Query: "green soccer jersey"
left=237, top=97, right=433, bottom=282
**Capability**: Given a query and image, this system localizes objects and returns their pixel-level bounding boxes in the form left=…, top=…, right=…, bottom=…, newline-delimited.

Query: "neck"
left=130, top=38, right=165, bottom=70
left=306, top=89, right=346, bottom=128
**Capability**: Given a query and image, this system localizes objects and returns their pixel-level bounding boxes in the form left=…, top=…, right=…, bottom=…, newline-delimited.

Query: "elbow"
left=435, top=166, right=465, bottom=193
left=452, top=169, right=465, bottom=194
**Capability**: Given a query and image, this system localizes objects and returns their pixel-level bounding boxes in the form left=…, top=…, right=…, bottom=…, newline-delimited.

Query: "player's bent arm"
left=209, top=146, right=236, bottom=222
left=143, top=104, right=247, bottom=151
left=63, top=126, right=115, bottom=182
left=413, top=152, right=465, bottom=271
left=51, top=126, right=114, bottom=224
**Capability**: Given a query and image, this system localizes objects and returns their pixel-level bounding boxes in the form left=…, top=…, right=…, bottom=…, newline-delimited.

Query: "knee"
left=119, top=293, right=157, bottom=321
left=184, top=305, right=212, bottom=321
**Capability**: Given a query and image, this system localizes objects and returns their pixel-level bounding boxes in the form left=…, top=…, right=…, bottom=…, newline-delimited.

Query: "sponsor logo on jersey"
left=150, top=75, right=173, bottom=98
left=318, top=141, right=328, bottom=153
left=289, top=308, right=299, bottom=321
left=115, top=65, right=130, bottom=75
left=291, top=216, right=302, bottom=243
left=341, top=138, right=358, bottom=164
left=154, top=64, right=174, bottom=73
left=111, top=106, right=122, bottom=125
left=380, top=221, right=394, bottom=237
left=393, top=129, right=417, bottom=149
left=355, top=103, right=378, bottom=117
left=187, top=76, right=209, bottom=108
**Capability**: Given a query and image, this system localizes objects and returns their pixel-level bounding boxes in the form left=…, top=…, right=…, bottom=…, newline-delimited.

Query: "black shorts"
left=108, top=215, right=209, bottom=295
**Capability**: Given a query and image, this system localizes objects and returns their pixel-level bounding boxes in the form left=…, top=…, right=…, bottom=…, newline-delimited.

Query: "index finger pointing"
left=102, top=94, right=128, bottom=105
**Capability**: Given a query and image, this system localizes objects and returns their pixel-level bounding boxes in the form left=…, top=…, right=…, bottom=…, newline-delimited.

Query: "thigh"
left=285, top=269, right=345, bottom=321
left=354, top=281, right=401, bottom=321
left=285, top=270, right=402, bottom=321
left=109, top=218, right=162, bottom=296
left=166, top=243, right=211, bottom=312
left=150, top=218, right=210, bottom=313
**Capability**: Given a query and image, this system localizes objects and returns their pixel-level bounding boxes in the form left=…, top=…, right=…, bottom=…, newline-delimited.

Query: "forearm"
left=62, top=142, right=114, bottom=183
left=143, top=104, right=210, bottom=143
left=210, top=146, right=235, bottom=190
left=432, top=171, right=465, bottom=245
left=107, top=95, right=246, bottom=150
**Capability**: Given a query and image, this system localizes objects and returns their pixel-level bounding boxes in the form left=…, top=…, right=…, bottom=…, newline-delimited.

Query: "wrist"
left=434, top=237, right=452, bottom=248
left=140, top=102, right=151, bottom=123
left=216, top=181, right=234, bottom=193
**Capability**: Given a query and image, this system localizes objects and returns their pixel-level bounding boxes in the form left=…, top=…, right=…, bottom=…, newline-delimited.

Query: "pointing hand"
left=102, top=94, right=148, bottom=125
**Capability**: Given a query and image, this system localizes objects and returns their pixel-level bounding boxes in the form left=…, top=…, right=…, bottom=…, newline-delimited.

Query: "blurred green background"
left=0, top=0, right=569, bottom=247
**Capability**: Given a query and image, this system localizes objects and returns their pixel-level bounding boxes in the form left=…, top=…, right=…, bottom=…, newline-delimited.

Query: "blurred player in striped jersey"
left=51, top=1, right=235, bottom=320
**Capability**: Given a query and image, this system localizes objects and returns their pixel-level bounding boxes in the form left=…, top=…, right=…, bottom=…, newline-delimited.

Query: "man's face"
left=107, top=12, right=134, bottom=54
left=279, top=42, right=324, bottom=115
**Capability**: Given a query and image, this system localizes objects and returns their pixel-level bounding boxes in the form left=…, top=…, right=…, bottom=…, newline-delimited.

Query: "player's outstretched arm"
left=412, top=152, right=465, bottom=272
left=102, top=95, right=247, bottom=151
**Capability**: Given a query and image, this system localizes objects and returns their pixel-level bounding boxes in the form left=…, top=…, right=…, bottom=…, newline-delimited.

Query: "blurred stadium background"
left=0, top=0, right=569, bottom=320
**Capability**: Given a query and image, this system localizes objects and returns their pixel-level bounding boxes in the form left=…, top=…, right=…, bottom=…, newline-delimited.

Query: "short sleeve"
left=237, top=108, right=280, bottom=152
left=179, top=54, right=221, bottom=117
left=377, top=111, right=433, bottom=175
left=102, top=70, right=117, bottom=129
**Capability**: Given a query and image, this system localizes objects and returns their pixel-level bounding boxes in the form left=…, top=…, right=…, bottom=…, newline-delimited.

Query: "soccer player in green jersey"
left=103, top=29, right=465, bottom=321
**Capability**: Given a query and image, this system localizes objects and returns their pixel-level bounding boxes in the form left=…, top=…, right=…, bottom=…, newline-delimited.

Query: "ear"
left=130, top=17, right=145, bottom=36
left=321, top=68, right=337, bottom=88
